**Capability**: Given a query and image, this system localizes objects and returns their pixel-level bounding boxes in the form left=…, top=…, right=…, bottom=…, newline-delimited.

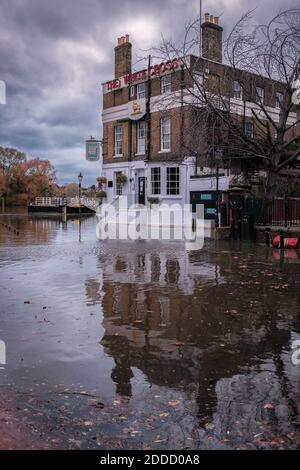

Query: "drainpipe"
left=146, top=55, right=152, bottom=162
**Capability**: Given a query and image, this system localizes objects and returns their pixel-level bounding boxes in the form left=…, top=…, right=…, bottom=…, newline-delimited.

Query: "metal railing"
left=247, top=197, right=300, bottom=228
left=34, top=197, right=62, bottom=207
left=68, top=196, right=100, bottom=213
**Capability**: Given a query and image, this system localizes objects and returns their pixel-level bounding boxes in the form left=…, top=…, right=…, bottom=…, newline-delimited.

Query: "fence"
left=247, top=198, right=300, bottom=227
left=34, top=197, right=62, bottom=207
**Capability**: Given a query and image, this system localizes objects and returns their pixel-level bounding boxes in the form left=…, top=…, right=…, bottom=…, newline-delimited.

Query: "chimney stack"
left=201, top=13, right=223, bottom=63
left=115, top=34, right=132, bottom=79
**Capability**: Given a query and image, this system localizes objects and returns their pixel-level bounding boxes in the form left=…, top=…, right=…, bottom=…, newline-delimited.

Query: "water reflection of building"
left=85, top=278, right=102, bottom=306
left=101, top=242, right=224, bottom=297
left=97, top=241, right=300, bottom=432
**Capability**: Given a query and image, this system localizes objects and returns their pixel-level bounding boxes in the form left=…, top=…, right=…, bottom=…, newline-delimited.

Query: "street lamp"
left=78, top=172, right=83, bottom=218
left=215, top=148, right=223, bottom=229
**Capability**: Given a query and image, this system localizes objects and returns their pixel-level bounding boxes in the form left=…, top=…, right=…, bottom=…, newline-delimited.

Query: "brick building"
left=100, top=14, right=299, bottom=225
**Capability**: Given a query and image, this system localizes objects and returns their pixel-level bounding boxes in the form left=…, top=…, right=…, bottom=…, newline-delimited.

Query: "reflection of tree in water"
left=0, top=214, right=60, bottom=246
left=99, top=242, right=300, bottom=436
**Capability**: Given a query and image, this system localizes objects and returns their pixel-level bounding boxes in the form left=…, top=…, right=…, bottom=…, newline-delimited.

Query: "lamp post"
left=215, top=148, right=223, bottom=229
left=78, top=172, right=83, bottom=218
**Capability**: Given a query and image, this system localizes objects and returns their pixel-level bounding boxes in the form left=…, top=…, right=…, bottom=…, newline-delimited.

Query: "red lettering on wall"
left=104, top=58, right=181, bottom=92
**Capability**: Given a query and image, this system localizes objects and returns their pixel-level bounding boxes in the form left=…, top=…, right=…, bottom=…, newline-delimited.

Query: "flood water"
left=0, top=209, right=299, bottom=449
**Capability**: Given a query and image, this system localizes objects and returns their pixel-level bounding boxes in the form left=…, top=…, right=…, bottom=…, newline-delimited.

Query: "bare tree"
left=150, top=9, right=300, bottom=199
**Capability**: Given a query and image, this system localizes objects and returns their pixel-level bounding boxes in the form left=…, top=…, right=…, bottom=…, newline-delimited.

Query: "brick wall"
left=102, top=35, right=300, bottom=169
left=103, top=108, right=189, bottom=164
left=114, top=37, right=132, bottom=79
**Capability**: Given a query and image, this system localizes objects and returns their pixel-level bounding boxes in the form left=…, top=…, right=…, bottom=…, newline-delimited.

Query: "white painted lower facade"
left=102, top=157, right=231, bottom=209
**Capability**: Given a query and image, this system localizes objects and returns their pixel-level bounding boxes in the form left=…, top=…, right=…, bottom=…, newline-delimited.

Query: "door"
left=190, top=191, right=219, bottom=219
left=138, top=177, right=146, bottom=205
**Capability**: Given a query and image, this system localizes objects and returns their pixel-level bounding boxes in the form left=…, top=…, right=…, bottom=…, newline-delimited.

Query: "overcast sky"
left=0, top=0, right=298, bottom=186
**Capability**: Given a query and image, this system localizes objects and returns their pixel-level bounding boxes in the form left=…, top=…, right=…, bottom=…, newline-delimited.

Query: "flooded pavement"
left=0, top=209, right=299, bottom=449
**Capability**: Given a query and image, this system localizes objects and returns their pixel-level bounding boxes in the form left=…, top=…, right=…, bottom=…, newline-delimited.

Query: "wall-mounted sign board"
left=86, top=138, right=100, bottom=161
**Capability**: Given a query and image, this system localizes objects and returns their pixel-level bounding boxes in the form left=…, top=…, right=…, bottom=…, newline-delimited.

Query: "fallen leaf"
left=263, top=403, right=275, bottom=410
left=205, top=423, right=215, bottom=430
left=159, top=412, right=170, bottom=418
left=168, top=400, right=181, bottom=407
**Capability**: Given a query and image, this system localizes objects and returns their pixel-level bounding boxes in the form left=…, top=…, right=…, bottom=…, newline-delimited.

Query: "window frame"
left=115, top=171, right=123, bottom=195
left=255, top=86, right=264, bottom=104
left=114, top=125, right=123, bottom=157
left=233, top=80, right=242, bottom=99
left=137, top=121, right=146, bottom=154
left=166, top=167, right=180, bottom=196
left=130, top=86, right=135, bottom=98
left=275, top=91, right=283, bottom=108
left=160, top=117, right=171, bottom=152
left=244, top=121, right=254, bottom=138
left=137, top=82, right=145, bottom=99
left=161, top=75, right=172, bottom=94
left=151, top=167, right=161, bottom=195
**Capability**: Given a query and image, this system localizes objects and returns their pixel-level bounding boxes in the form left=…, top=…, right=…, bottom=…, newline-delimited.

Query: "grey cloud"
left=0, top=0, right=298, bottom=185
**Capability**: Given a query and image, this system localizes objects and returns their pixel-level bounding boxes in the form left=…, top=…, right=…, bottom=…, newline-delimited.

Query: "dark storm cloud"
left=0, top=0, right=298, bottom=185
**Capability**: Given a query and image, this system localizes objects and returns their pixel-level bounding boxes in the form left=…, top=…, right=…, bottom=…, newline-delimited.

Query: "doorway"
left=138, top=177, right=146, bottom=205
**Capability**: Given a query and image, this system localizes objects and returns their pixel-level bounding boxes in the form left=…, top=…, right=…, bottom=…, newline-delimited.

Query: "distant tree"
left=64, top=182, right=79, bottom=198
left=0, top=146, right=26, bottom=175
left=0, top=146, right=57, bottom=203
left=25, top=159, right=56, bottom=200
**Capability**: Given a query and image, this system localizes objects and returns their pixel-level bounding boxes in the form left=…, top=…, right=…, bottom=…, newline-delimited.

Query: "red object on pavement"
left=272, top=235, right=299, bottom=249
left=272, top=235, right=280, bottom=248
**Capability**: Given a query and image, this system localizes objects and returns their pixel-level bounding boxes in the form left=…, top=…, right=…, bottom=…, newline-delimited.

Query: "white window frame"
left=137, top=82, right=145, bottom=99
left=115, top=171, right=123, bottom=195
left=244, top=121, right=254, bottom=138
left=130, top=86, right=135, bottom=98
left=193, top=73, right=204, bottom=97
left=151, top=167, right=161, bottom=195
left=137, top=121, right=146, bottom=154
left=255, top=86, right=264, bottom=104
left=275, top=91, right=283, bottom=108
left=193, top=73, right=204, bottom=88
left=114, top=125, right=123, bottom=157
left=166, top=167, right=180, bottom=196
left=160, top=117, right=171, bottom=152
left=233, top=80, right=242, bottom=99
left=161, top=75, right=172, bottom=94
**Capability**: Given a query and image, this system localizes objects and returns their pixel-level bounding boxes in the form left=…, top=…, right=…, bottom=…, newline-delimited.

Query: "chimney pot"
left=115, top=34, right=132, bottom=78
left=201, top=14, right=223, bottom=62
